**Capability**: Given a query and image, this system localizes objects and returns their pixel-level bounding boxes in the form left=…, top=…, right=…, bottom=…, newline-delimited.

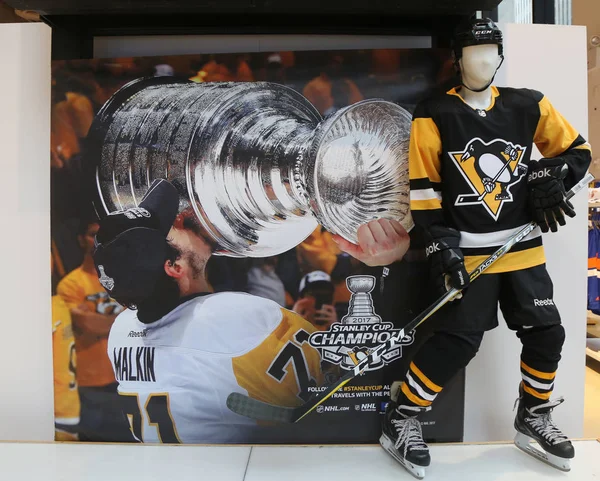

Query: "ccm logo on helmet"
left=528, top=168, right=551, bottom=182
left=534, top=298, right=555, bottom=307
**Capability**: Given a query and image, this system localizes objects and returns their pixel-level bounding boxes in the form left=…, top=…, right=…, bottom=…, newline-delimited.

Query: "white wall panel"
left=497, top=0, right=533, bottom=24
left=0, top=22, right=54, bottom=441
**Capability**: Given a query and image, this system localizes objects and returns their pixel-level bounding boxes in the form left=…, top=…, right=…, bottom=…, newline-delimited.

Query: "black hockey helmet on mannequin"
left=452, top=16, right=504, bottom=92
left=452, top=16, right=504, bottom=61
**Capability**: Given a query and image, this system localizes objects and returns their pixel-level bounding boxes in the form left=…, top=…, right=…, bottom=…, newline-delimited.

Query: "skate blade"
left=514, top=432, right=571, bottom=472
left=379, top=433, right=427, bottom=479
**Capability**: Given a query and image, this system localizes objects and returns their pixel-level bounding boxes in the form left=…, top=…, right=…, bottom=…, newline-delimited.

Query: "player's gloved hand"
left=527, top=158, right=576, bottom=233
left=425, top=225, right=470, bottom=300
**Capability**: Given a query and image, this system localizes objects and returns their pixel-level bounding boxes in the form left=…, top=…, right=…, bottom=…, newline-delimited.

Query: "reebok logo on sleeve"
left=533, top=298, right=555, bottom=307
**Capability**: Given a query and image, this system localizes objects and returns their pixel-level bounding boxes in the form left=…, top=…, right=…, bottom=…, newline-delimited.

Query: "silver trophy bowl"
left=85, top=77, right=412, bottom=257
left=346, top=276, right=376, bottom=293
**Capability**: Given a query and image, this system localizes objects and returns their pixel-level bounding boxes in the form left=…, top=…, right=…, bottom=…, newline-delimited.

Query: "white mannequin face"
left=459, top=44, right=502, bottom=91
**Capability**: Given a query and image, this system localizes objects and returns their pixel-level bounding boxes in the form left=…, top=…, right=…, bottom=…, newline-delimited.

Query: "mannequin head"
left=452, top=16, right=504, bottom=92
left=459, top=44, right=503, bottom=92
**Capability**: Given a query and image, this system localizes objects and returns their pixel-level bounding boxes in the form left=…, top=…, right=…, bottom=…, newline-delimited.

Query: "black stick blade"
left=226, top=393, right=298, bottom=423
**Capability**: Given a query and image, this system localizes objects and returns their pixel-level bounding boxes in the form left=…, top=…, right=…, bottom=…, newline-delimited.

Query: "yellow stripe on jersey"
left=400, top=381, right=432, bottom=407
left=464, top=246, right=546, bottom=275
left=521, top=361, right=556, bottom=381
left=522, top=383, right=552, bottom=401
left=232, top=308, right=324, bottom=408
left=409, top=117, right=442, bottom=184
left=409, top=362, right=442, bottom=393
left=534, top=96, right=588, bottom=158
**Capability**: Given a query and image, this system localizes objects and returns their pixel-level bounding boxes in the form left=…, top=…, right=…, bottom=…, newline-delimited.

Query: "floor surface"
left=585, top=361, right=600, bottom=438
left=1, top=439, right=598, bottom=481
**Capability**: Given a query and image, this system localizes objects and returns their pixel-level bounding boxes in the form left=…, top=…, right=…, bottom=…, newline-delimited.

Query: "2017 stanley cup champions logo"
left=308, top=276, right=414, bottom=372
left=450, top=137, right=528, bottom=220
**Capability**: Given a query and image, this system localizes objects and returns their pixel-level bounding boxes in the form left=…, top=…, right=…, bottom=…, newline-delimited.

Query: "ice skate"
left=513, top=385, right=574, bottom=472
left=379, top=402, right=431, bottom=479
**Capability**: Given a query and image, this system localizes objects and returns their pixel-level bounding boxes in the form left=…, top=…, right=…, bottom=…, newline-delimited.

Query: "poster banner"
left=50, top=48, right=465, bottom=444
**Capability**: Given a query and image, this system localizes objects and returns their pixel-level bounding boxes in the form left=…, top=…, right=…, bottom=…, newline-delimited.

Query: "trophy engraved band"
left=85, top=77, right=413, bottom=257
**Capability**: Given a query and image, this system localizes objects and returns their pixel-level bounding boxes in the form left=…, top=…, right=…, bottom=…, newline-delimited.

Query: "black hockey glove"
left=527, top=158, right=576, bottom=233
left=425, top=225, right=470, bottom=300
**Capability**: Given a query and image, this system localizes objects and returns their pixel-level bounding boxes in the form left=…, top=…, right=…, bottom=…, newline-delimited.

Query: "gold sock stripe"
left=400, top=382, right=432, bottom=407
left=520, top=361, right=556, bottom=380
left=522, top=383, right=552, bottom=401
left=521, top=372, right=554, bottom=392
left=410, top=362, right=442, bottom=393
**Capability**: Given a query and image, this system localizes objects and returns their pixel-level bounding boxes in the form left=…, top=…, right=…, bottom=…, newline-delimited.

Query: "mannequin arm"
left=409, top=103, right=445, bottom=228
left=533, top=93, right=592, bottom=190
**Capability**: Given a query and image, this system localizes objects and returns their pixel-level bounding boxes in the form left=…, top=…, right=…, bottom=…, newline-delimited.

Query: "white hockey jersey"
left=107, top=292, right=324, bottom=444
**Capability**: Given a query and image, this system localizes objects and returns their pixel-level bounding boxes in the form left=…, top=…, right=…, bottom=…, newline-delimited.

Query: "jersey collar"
left=136, top=291, right=212, bottom=324
left=446, top=85, right=500, bottom=112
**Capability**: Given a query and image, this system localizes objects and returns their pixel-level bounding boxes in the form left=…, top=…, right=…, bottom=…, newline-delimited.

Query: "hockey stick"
left=227, top=173, right=593, bottom=424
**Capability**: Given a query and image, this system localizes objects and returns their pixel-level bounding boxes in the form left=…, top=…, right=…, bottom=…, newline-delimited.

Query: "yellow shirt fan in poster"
left=57, top=267, right=123, bottom=387
left=52, top=295, right=80, bottom=441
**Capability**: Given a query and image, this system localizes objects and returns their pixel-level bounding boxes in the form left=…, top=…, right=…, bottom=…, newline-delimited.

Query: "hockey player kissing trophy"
left=380, top=17, right=592, bottom=478
left=85, top=77, right=412, bottom=443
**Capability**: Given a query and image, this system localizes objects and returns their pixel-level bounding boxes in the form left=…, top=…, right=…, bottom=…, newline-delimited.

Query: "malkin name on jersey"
left=113, top=346, right=156, bottom=382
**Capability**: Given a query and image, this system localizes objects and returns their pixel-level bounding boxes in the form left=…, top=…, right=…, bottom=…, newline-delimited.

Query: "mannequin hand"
left=527, top=158, right=575, bottom=233
left=331, top=218, right=410, bottom=266
left=426, top=225, right=469, bottom=300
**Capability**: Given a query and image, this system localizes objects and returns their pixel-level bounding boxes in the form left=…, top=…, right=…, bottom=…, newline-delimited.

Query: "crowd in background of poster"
left=50, top=47, right=466, bottom=445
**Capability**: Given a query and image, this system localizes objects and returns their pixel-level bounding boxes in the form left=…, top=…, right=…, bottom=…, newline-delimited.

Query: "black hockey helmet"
left=452, top=16, right=504, bottom=92
left=452, top=16, right=503, bottom=62
left=92, top=178, right=180, bottom=308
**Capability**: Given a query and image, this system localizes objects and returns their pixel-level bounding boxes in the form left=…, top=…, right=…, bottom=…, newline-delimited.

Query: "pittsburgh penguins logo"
left=347, top=346, right=371, bottom=366
left=449, top=137, right=528, bottom=220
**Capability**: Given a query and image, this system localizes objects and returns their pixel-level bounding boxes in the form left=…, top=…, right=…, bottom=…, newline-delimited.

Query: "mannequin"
left=379, top=16, right=592, bottom=479
left=456, top=43, right=503, bottom=111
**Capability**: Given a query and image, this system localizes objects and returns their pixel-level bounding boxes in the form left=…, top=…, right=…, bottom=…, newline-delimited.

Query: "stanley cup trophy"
left=84, top=77, right=413, bottom=257
left=340, top=276, right=382, bottom=324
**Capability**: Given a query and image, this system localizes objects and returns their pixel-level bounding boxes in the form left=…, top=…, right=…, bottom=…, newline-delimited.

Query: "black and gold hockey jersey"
left=409, top=86, right=592, bottom=274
